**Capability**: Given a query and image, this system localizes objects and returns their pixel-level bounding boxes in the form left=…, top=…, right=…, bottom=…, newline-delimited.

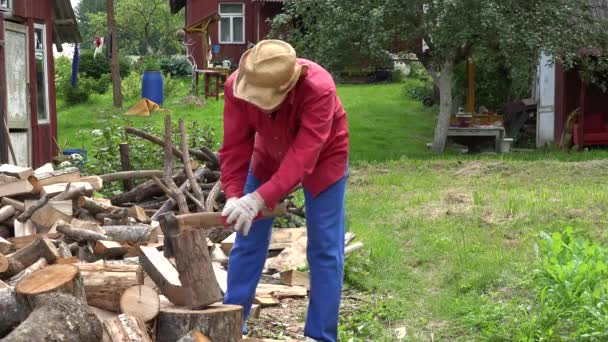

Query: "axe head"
left=159, top=212, right=179, bottom=258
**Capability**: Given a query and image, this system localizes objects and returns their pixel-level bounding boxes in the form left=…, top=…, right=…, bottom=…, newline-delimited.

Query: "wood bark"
left=0, top=236, right=11, bottom=254
left=156, top=303, right=243, bottom=342
left=139, top=246, right=186, bottom=306
left=101, top=170, right=165, bottom=183
left=1, top=293, right=103, bottom=342
left=57, top=240, right=73, bottom=258
left=76, top=262, right=144, bottom=313
left=205, top=181, right=222, bottom=213
left=173, top=228, right=223, bottom=309
left=28, top=167, right=80, bottom=193
left=0, top=237, right=59, bottom=279
left=108, top=0, right=123, bottom=108
left=31, top=204, right=73, bottom=232
left=179, top=120, right=205, bottom=208
left=78, top=196, right=115, bottom=214
left=0, top=205, right=16, bottom=223
left=150, top=168, right=207, bottom=221
left=431, top=60, right=455, bottom=153
left=103, top=314, right=152, bottom=342
left=119, top=285, right=160, bottom=322
left=0, top=286, right=31, bottom=337
left=16, top=194, right=48, bottom=222
left=119, top=143, right=135, bottom=191
left=185, top=190, right=206, bottom=212
left=176, top=329, right=212, bottom=342
left=57, top=224, right=110, bottom=243
left=103, top=225, right=153, bottom=243
left=7, top=257, right=47, bottom=286
left=53, top=185, right=87, bottom=201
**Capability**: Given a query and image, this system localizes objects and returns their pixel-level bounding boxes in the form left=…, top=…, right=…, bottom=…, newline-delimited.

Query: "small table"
left=447, top=126, right=506, bottom=153
left=194, top=68, right=230, bottom=100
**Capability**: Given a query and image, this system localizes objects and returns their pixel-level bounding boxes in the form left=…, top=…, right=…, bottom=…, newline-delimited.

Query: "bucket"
left=142, top=71, right=164, bottom=105
left=500, top=138, right=514, bottom=153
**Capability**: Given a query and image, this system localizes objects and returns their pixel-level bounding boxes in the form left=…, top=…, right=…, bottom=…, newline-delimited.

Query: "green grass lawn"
left=57, top=80, right=608, bottom=340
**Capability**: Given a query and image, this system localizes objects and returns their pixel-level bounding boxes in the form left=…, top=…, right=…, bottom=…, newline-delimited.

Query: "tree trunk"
left=431, top=60, right=455, bottom=153
left=2, top=293, right=103, bottom=342
left=107, top=0, right=123, bottom=108
left=119, top=143, right=134, bottom=191
left=0, top=286, right=31, bottom=337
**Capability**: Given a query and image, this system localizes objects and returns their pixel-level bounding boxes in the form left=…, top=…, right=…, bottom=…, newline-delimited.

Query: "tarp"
left=124, top=98, right=169, bottom=116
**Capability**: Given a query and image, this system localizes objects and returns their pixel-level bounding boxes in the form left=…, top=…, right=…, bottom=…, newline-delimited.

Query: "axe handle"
left=176, top=204, right=287, bottom=231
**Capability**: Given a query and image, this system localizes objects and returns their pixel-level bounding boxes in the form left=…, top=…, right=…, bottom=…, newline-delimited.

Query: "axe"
left=159, top=204, right=287, bottom=258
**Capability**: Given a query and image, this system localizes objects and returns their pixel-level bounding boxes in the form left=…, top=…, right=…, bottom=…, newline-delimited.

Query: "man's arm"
left=256, top=88, right=336, bottom=208
left=218, top=81, right=255, bottom=199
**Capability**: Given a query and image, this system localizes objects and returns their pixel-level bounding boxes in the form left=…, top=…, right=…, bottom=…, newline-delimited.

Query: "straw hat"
left=234, top=40, right=306, bottom=111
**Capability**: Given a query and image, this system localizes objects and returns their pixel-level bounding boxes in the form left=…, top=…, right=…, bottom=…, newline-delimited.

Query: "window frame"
left=0, top=0, right=12, bottom=12
left=218, top=2, right=245, bottom=44
left=34, top=23, right=50, bottom=125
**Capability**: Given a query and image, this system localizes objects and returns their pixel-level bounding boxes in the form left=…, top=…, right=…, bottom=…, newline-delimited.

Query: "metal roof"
left=53, top=0, right=82, bottom=49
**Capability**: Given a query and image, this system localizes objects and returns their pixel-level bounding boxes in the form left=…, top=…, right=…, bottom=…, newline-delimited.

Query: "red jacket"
left=219, top=59, right=349, bottom=208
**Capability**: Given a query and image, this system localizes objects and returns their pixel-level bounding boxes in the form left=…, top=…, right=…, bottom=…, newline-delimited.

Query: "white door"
left=4, top=21, right=31, bottom=166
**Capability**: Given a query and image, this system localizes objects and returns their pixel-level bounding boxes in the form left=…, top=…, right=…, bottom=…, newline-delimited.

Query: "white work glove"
left=221, top=192, right=265, bottom=236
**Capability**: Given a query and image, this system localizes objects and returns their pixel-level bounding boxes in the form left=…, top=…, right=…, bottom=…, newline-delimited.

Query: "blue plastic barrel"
left=142, top=71, right=164, bottom=105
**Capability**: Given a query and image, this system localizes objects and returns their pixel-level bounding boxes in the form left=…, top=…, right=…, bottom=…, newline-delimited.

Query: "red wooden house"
left=170, top=0, right=283, bottom=69
left=0, top=0, right=80, bottom=168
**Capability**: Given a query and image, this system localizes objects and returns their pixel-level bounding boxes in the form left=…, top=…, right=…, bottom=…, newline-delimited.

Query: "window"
left=34, top=24, right=50, bottom=124
left=0, top=0, right=11, bottom=11
left=219, top=3, right=244, bottom=44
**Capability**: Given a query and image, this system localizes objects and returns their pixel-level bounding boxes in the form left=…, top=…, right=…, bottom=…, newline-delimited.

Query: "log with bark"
left=0, top=236, right=11, bottom=254
left=119, top=284, right=160, bottom=322
left=7, top=257, right=48, bottom=286
left=15, top=264, right=86, bottom=303
left=101, top=170, right=165, bottom=183
left=1, top=293, right=103, bottom=342
left=16, top=194, right=48, bottom=222
left=179, top=119, right=205, bottom=209
left=94, top=240, right=128, bottom=259
left=0, top=237, right=59, bottom=279
left=156, top=302, right=243, bottom=342
left=76, top=262, right=144, bottom=313
left=53, top=185, right=87, bottom=201
left=78, top=196, right=116, bottom=215
left=0, top=205, right=16, bottom=223
left=57, top=224, right=110, bottom=243
left=102, top=313, right=152, bottom=342
left=151, top=167, right=208, bottom=221
left=0, top=286, right=31, bottom=337
left=103, top=225, right=153, bottom=243
left=0, top=198, right=24, bottom=212
left=28, top=167, right=80, bottom=193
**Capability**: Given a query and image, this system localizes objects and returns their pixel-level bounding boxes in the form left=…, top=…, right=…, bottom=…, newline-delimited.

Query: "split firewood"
left=0, top=279, right=7, bottom=288
left=128, top=205, right=150, bottom=223
left=0, top=178, right=33, bottom=198
left=120, top=285, right=160, bottom=322
left=156, top=301, right=243, bottom=342
left=180, top=120, right=206, bottom=207
left=176, top=330, right=212, bottom=342
left=256, top=283, right=308, bottom=299
left=76, top=262, right=144, bottom=313
left=0, top=205, right=16, bottom=224
left=57, top=240, right=73, bottom=258
left=0, top=164, right=33, bottom=179
left=345, top=242, right=364, bottom=255
left=16, top=194, right=48, bottom=222
left=56, top=256, right=80, bottom=264
left=0, top=236, right=11, bottom=254
left=103, top=313, right=152, bottom=342
left=78, top=196, right=115, bottom=214
left=31, top=203, right=73, bottom=232
left=94, top=240, right=128, bottom=259
left=267, top=235, right=307, bottom=271
left=254, top=295, right=279, bottom=307
left=101, top=170, right=165, bottom=183
left=0, top=237, right=59, bottom=279
left=33, top=162, right=54, bottom=174
left=7, top=257, right=47, bottom=286
left=103, top=225, right=153, bottom=243
left=212, top=262, right=227, bottom=294
left=72, top=217, right=106, bottom=233
left=13, top=219, right=34, bottom=237
left=1, top=293, right=103, bottom=342
left=42, top=182, right=94, bottom=197
left=57, top=224, right=111, bottom=243
left=0, top=253, right=8, bottom=273
left=7, top=233, right=61, bottom=250
left=139, top=246, right=187, bottom=306
left=269, top=227, right=306, bottom=251
left=0, top=197, right=24, bottom=212
left=53, top=184, right=87, bottom=201
left=15, top=264, right=86, bottom=303
left=210, top=244, right=229, bottom=264
left=279, top=270, right=310, bottom=289
left=80, top=175, right=104, bottom=191
left=96, top=208, right=129, bottom=224
left=28, top=167, right=80, bottom=193
left=0, top=286, right=31, bottom=336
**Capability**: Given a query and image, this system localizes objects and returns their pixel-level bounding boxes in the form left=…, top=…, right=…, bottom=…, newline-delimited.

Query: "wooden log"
left=0, top=164, right=33, bottom=179
left=15, top=264, right=86, bottom=302
left=0, top=286, right=31, bottom=337
left=78, top=196, right=110, bottom=214
left=279, top=270, right=310, bottom=289
left=205, top=181, right=222, bottom=213
left=76, top=262, right=144, bottom=313
left=156, top=302, right=243, bottom=342
left=125, top=126, right=212, bottom=164
left=128, top=206, right=150, bottom=223
left=267, top=235, right=307, bottom=271
left=0, top=236, right=11, bottom=254
left=103, top=225, right=153, bottom=243
left=151, top=167, right=207, bottom=221
left=53, top=185, right=87, bottom=201
left=31, top=203, right=73, bottom=232
left=256, top=283, right=308, bottom=299
left=119, top=143, right=134, bottom=192
left=269, top=227, right=306, bottom=251
left=1, top=293, right=103, bottom=342
left=94, top=240, right=128, bottom=259
left=345, top=242, right=364, bottom=255
left=210, top=244, right=228, bottom=264
left=179, top=120, right=206, bottom=208
left=7, top=257, right=48, bottom=286
left=0, top=225, right=11, bottom=239
left=139, top=246, right=186, bottom=306
left=0, top=205, right=15, bottom=224
left=72, top=217, right=105, bottom=233
left=33, top=163, right=54, bottom=174
left=173, top=228, right=223, bottom=309
left=0, top=237, right=59, bottom=279
left=254, top=295, right=279, bottom=307
left=0, top=197, right=24, bottom=212
left=0, top=179, right=33, bottom=198
left=101, top=170, right=165, bottom=183
left=120, top=285, right=160, bottom=322
left=103, top=313, right=152, bottom=342
left=13, top=219, right=34, bottom=237
left=57, top=256, right=80, bottom=264
left=28, top=167, right=80, bottom=193
left=176, top=329, right=212, bottom=342
left=16, top=194, right=48, bottom=222
left=81, top=175, right=103, bottom=191
left=0, top=253, right=8, bottom=273
left=77, top=244, right=100, bottom=263
left=42, top=182, right=93, bottom=197
left=7, top=233, right=61, bottom=250
left=57, top=224, right=110, bottom=243
left=185, top=191, right=205, bottom=212
left=57, top=240, right=73, bottom=258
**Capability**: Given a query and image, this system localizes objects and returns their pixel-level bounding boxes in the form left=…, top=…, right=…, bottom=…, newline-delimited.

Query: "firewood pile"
left=0, top=116, right=363, bottom=342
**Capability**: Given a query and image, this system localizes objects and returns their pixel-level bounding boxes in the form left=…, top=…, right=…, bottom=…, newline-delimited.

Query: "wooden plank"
left=269, top=228, right=306, bottom=251
left=253, top=295, right=279, bottom=307
left=221, top=232, right=236, bottom=255
left=80, top=176, right=103, bottom=191
left=33, top=163, right=54, bottom=175
left=0, top=179, right=33, bottom=198
left=0, top=165, right=32, bottom=180
left=279, top=270, right=310, bottom=289
left=255, top=283, right=307, bottom=299
left=266, top=235, right=307, bottom=271
left=41, top=182, right=93, bottom=197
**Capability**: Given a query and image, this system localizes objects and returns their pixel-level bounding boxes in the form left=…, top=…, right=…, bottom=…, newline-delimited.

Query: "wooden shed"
left=170, top=0, right=283, bottom=68
left=0, top=0, right=81, bottom=168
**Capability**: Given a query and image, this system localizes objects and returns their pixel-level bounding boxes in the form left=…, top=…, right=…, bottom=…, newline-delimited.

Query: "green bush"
left=64, top=85, right=90, bottom=105
left=402, top=78, right=433, bottom=102
left=121, top=72, right=142, bottom=100
left=79, top=74, right=111, bottom=95
left=133, top=55, right=162, bottom=73
left=78, top=50, right=131, bottom=79
left=163, top=74, right=188, bottom=100
left=160, top=56, right=193, bottom=76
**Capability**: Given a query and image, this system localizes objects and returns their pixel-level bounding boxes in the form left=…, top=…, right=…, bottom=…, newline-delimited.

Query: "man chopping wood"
left=218, top=39, right=349, bottom=342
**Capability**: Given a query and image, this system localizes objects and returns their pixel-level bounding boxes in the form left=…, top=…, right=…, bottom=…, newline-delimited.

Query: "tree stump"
left=176, top=329, right=212, bottom=342
left=15, top=264, right=86, bottom=303
left=156, top=302, right=243, bottom=342
left=120, top=285, right=160, bottom=322
left=0, top=286, right=31, bottom=337
left=1, top=293, right=102, bottom=342
left=76, top=262, right=144, bottom=312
